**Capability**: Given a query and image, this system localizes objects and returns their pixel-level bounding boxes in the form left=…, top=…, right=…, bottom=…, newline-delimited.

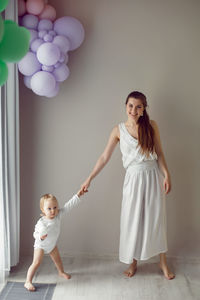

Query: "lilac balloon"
left=54, top=16, right=85, bottom=51
left=53, top=35, right=70, bottom=54
left=53, top=64, right=70, bottom=82
left=31, top=71, right=56, bottom=96
left=44, top=34, right=53, bottom=42
left=45, top=82, right=60, bottom=98
left=23, top=76, right=32, bottom=89
left=31, top=38, right=44, bottom=52
left=18, top=52, right=41, bottom=76
left=42, top=65, right=54, bottom=72
left=21, top=14, right=39, bottom=29
left=54, top=62, right=61, bottom=68
left=38, top=30, right=47, bottom=39
left=29, top=29, right=38, bottom=44
left=37, top=43, right=60, bottom=66
left=38, top=19, right=53, bottom=31
left=48, top=30, right=56, bottom=37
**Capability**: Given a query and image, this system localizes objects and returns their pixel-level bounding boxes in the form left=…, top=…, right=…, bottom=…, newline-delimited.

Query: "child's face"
left=42, top=199, right=59, bottom=219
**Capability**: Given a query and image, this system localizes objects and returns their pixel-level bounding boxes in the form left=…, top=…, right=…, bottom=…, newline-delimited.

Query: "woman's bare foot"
left=159, top=263, right=175, bottom=280
left=24, top=282, right=36, bottom=291
left=59, top=272, right=71, bottom=280
left=124, top=260, right=137, bottom=277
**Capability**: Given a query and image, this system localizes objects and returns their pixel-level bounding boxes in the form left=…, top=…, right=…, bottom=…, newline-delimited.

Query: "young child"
left=24, top=190, right=84, bottom=291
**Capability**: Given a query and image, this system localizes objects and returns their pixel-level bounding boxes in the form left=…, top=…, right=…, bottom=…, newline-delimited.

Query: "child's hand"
left=77, top=189, right=85, bottom=197
left=40, top=234, right=47, bottom=240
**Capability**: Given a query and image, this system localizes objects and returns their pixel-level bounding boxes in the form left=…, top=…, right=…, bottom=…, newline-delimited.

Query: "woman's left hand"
left=163, top=176, right=171, bottom=194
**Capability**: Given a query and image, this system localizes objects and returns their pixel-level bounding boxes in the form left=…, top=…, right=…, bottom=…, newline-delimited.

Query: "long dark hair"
left=125, top=91, right=155, bottom=156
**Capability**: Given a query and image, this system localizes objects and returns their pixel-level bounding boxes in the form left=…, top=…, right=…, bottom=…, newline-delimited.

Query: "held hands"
left=163, top=176, right=171, bottom=194
left=80, top=177, right=91, bottom=194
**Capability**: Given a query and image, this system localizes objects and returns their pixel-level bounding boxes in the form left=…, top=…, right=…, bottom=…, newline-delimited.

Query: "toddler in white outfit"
left=24, top=189, right=84, bottom=291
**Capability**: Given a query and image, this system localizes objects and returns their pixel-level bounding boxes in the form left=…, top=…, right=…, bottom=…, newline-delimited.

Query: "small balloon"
left=39, top=4, right=56, bottom=21
left=53, top=63, right=70, bottom=82
left=31, top=71, right=56, bottom=96
left=54, top=16, right=85, bottom=51
left=26, top=0, right=45, bottom=15
left=37, top=42, right=60, bottom=66
left=18, top=51, right=41, bottom=76
left=38, top=30, right=47, bottom=39
left=0, top=20, right=30, bottom=62
left=38, top=19, right=53, bottom=31
left=0, top=60, right=8, bottom=86
left=21, top=14, right=39, bottom=29
left=42, top=65, right=54, bottom=72
left=43, top=34, right=53, bottom=42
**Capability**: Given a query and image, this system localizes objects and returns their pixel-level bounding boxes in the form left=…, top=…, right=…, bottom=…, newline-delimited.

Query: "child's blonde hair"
left=40, top=194, right=58, bottom=216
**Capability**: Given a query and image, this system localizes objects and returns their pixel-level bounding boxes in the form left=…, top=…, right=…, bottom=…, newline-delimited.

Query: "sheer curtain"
left=0, top=0, right=20, bottom=284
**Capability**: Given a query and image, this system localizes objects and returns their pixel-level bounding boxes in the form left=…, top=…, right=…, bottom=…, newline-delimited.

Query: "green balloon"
left=0, top=14, right=4, bottom=42
left=0, top=0, right=9, bottom=13
left=0, top=60, right=8, bottom=86
left=0, top=20, right=30, bottom=62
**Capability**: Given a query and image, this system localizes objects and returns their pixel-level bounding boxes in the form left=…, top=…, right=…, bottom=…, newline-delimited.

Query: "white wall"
left=20, top=0, right=200, bottom=259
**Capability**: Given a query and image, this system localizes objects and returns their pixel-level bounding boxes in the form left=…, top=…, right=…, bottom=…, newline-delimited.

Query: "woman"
left=80, top=91, right=175, bottom=280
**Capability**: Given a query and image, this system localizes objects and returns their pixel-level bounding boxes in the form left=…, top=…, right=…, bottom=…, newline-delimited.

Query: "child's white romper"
left=119, top=123, right=168, bottom=262
left=33, top=194, right=80, bottom=254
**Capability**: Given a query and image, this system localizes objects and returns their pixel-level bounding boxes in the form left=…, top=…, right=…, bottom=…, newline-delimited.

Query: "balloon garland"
left=18, top=0, right=85, bottom=98
left=0, top=0, right=30, bottom=86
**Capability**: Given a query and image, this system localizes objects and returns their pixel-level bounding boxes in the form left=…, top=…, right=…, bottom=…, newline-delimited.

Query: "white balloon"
left=37, top=42, right=60, bottom=66
left=31, top=71, right=56, bottom=96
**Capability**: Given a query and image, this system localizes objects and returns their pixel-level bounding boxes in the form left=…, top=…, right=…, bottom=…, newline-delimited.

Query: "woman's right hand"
left=80, top=177, right=91, bottom=193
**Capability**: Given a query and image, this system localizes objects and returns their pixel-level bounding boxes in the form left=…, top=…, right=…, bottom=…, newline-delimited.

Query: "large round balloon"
left=54, top=17, right=85, bottom=51
left=0, top=60, right=8, bottom=86
left=0, top=20, right=30, bottom=62
left=21, top=14, right=39, bottom=29
left=31, top=71, right=56, bottom=96
left=26, top=0, right=45, bottom=16
left=39, top=4, right=56, bottom=21
left=37, top=42, right=60, bottom=66
left=18, top=51, right=41, bottom=76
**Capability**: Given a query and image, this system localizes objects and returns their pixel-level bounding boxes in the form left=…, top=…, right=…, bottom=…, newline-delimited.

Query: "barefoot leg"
left=24, top=248, right=44, bottom=291
left=50, top=246, right=71, bottom=279
left=124, top=259, right=138, bottom=277
left=159, top=253, right=175, bottom=280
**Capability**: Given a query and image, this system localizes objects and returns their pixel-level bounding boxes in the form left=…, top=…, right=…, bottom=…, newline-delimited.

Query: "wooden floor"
left=2, top=255, right=200, bottom=300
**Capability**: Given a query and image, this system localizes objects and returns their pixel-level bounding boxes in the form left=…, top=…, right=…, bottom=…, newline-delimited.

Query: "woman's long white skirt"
left=119, top=160, right=168, bottom=263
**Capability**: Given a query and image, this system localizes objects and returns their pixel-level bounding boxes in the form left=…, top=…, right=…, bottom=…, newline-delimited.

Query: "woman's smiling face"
left=126, top=97, right=144, bottom=121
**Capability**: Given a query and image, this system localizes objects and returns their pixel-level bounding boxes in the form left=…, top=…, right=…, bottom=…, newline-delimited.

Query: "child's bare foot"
left=159, top=263, right=175, bottom=280
left=59, top=272, right=71, bottom=280
left=24, top=282, right=36, bottom=291
left=124, top=260, right=137, bottom=277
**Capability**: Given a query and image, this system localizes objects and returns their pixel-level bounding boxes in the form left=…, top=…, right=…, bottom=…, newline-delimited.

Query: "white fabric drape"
left=0, top=0, right=20, bottom=284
